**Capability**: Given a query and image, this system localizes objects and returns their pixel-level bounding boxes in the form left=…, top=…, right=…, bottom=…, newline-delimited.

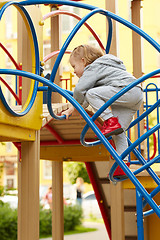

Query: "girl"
left=61, top=45, right=143, bottom=177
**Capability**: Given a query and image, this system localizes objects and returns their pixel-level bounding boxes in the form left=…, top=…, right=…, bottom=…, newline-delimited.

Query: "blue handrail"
left=1, top=1, right=160, bottom=238
left=19, top=0, right=160, bottom=52
left=80, top=69, right=160, bottom=147
left=1, top=68, right=160, bottom=220
left=0, top=1, right=39, bottom=116
left=47, top=8, right=108, bottom=120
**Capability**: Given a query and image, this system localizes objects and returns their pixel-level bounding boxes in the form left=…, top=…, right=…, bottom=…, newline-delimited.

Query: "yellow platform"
left=0, top=90, right=42, bottom=142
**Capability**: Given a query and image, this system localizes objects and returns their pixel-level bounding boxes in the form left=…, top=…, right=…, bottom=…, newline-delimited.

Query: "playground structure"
left=0, top=0, right=160, bottom=240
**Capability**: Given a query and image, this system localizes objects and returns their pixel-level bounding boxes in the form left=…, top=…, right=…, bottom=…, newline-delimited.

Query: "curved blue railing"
left=1, top=1, right=160, bottom=239
left=0, top=67, right=160, bottom=218
left=0, top=1, right=39, bottom=116
left=47, top=7, right=108, bottom=120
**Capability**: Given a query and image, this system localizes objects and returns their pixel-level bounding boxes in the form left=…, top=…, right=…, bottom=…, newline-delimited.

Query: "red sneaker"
left=101, top=117, right=123, bottom=138
left=113, top=162, right=130, bottom=179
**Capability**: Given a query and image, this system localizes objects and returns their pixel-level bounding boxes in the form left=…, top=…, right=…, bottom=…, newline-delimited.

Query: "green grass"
left=40, top=217, right=103, bottom=239
left=64, top=225, right=97, bottom=235
left=40, top=225, right=97, bottom=239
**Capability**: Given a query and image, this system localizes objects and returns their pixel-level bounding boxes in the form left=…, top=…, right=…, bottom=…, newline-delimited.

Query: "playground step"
left=90, top=161, right=154, bottom=239
left=41, top=103, right=96, bottom=141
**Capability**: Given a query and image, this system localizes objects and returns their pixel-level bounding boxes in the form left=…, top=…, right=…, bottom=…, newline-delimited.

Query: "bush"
left=40, top=204, right=83, bottom=236
left=39, top=206, right=52, bottom=237
left=0, top=202, right=17, bottom=240
left=0, top=186, right=4, bottom=196
left=64, top=204, right=83, bottom=231
left=0, top=202, right=83, bottom=239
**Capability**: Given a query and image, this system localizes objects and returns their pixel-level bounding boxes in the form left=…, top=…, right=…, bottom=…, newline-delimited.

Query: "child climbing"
left=61, top=44, right=143, bottom=177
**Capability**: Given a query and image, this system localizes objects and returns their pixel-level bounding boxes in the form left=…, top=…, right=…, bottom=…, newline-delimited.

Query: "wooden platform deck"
left=41, top=103, right=96, bottom=141
left=40, top=103, right=110, bottom=162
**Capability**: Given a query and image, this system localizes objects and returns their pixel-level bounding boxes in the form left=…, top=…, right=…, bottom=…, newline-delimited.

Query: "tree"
left=0, top=142, right=5, bottom=196
left=64, top=162, right=90, bottom=184
left=0, top=164, right=4, bottom=196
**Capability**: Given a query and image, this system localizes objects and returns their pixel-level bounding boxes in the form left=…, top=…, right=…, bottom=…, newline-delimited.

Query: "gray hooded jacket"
left=73, top=54, right=140, bottom=106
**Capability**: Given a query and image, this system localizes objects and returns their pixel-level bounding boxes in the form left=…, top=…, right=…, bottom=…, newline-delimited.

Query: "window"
left=88, top=35, right=101, bottom=47
left=5, top=161, right=16, bottom=189
left=6, top=178, right=14, bottom=189
left=43, top=43, right=51, bottom=75
left=5, top=8, right=12, bottom=39
left=5, top=78, right=12, bottom=107
left=61, top=6, right=80, bottom=33
left=5, top=162, right=14, bottom=175
left=43, top=160, right=52, bottom=179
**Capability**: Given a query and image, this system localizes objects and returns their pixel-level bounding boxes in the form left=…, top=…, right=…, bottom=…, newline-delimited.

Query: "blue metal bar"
left=0, top=69, right=123, bottom=161
left=130, top=161, right=141, bottom=164
left=0, top=2, right=39, bottom=116
left=1, top=66, right=160, bottom=223
left=109, top=162, right=160, bottom=217
left=137, top=110, right=141, bottom=153
left=110, top=135, right=160, bottom=185
left=143, top=104, right=160, bottom=108
left=133, top=155, right=160, bottom=175
left=145, top=85, right=150, bottom=160
left=109, top=162, right=122, bottom=182
left=106, top=17, right=112, bottom=53
left=49, top=8, right=106, bottom=84
left=37, top=86, right=73, bottom=96
left=19, top=1, right=160, bottom=52
left=136, top=190, right=144, bottom=240
left=80, top=69, right=160, bottom=147
left=127, top=138, right=160, bottom=185
left=143, top=88, right=160, bottom=92
left=143, top=208, right=157, bottom=217
left=106, top=11, right=160, bottom=53
left=110, top=154, right=160, bottom=182
left=149, top=185, right=160, bottom=200
left=38, top=86, right=48, bottom=91
left=129, top=98, right=160, bottom=129
left=127, top=129, right=131, bottom=162
left=47, top=7, right=108, bottom=120
left=121, top=124, right=160, bottom=160
left=1, top=3, right=160, bottom=238
left=156, top=91, right=160, bottom=156
left=143, top=185, right=160, bottom=209
left=144, top=83, right=160, bottom=159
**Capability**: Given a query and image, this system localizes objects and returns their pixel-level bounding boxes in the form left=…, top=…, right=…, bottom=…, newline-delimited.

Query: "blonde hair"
left=70, top=44, right=105, bottom=66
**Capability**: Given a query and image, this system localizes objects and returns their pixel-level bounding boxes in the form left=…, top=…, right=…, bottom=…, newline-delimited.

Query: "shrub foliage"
left=0, top=202, right=83, bottom=239
left=64, top=204, right=83, bottom=231
left=0, top=201, right=17, bottom=240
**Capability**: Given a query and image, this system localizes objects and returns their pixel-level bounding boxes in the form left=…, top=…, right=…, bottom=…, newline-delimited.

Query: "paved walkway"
left=41, top=222, right=109, bottom=240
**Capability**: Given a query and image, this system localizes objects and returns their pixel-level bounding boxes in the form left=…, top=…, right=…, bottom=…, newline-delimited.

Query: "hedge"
left=0, top=201, right=83, bottom=240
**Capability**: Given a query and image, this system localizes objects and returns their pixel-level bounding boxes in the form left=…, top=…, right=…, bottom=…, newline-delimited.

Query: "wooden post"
left=131, top=0, right=144, bottom=156
left=18, top=131, right=40, bottom=240
left=50, top=5, right=62, bottom=103
left=17, top=6, right=42, bottom=240
left=110, top=180, right=125, bottom=240
left=131, top=0, right=143, bottom=79
left=105, top=1, right=125, bottom=239
left=52, top=161, right=64, bottom=240
left=105, top=0, right=118, bottom=55
left=109, top=159, right=125, bottom=240
left=50, top=5, right=64, bottom=240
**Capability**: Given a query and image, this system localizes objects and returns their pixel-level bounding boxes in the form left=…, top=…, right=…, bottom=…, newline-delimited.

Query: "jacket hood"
left=95, top=54, right=126, bottom=71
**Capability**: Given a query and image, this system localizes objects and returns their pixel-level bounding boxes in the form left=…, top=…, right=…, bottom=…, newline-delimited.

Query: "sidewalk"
left=41, top=222, right=109, bottom=240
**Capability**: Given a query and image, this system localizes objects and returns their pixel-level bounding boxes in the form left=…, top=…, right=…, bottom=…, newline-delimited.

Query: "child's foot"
left=101, top=117, right=123, bottom=138
left=113, top=162, right=130, bottom=180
